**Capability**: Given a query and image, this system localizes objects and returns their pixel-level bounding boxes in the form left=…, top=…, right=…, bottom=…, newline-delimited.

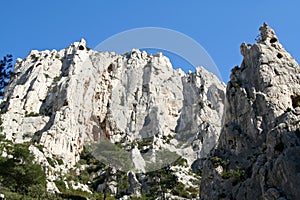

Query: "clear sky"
left=1, top=0, right=299, bottom=82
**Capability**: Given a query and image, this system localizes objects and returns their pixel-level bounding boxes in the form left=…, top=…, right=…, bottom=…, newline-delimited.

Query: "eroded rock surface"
left=4, top=23, right=297, bottom=200
left=0, top=39, right=225, bottom=197
left=199, top=23, right=300, bottom=200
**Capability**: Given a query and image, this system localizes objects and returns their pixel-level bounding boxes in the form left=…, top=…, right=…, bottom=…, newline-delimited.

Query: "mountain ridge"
left=0, top=23, right=299, bottom=199
left=0, top=37, right=225, bottom=198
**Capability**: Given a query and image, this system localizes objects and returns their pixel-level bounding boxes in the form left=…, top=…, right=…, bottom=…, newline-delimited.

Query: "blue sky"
left=1, top=0, right=299, bottom=82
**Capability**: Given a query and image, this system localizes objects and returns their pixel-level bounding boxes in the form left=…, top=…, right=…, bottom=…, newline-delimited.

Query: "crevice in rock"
left=107, top=64, right=113, bottom=73
left=78, top=45, right=85, bottom=50
left=60, top=55, right=74, bottom=77
left=277, top=53, right=283, bottom=59
left=291, top=95, right=300, bottom=108
left=32, top=114, right=56, bottom=143
left=17, top=66, right=34, bottom=85
left=22, top=77, right=38, bottom=111
left=100, top=118, right=108, bottom=138
left=270, top=38, right=278, bottom=43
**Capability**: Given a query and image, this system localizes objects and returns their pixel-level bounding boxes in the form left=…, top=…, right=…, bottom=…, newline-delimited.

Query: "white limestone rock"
left=1, top=37, right=225, bottom=196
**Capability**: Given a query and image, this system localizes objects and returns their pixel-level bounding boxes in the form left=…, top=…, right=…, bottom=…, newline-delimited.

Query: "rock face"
left=2, top=22, right=298, bottom=199
left=0, top=38, right=225, bottom=197
left=199, top=23, right=300, bottom=199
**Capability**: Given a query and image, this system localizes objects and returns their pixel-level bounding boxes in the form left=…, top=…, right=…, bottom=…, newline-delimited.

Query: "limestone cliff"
left=0, top=38, right=224, bottom=198
left=2, top=22, right=299, bottom=200
left=199, top=23, right=300, bottom=200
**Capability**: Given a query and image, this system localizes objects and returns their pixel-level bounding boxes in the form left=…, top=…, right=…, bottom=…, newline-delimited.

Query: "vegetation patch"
left=53, top=76, right=61, bottom=83
left=0, top=136, right=49, bottom=199
left=46, top=157, right=55, bottom=167
left=44, top=73, right=50, bottom=79
left=137, top=138, right=153, bottom=149
left=210, top=156, right=229, bottom=168
left=25, top=112, right=42, bottom=117
left=221, top=168, right=245, bottom=181
left=172, top=157, right=188, bottom=167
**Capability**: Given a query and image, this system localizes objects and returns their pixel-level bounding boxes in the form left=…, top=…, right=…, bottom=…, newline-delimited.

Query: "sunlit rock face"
left=2, top=21, right=298, bottom=200
left=0, top=37, right=225, bottom=196
left=199, top=23, right=300, bottom=200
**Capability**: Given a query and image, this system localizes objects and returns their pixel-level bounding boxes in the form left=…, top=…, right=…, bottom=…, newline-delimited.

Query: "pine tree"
left=0, top=54, right=13, bottom=97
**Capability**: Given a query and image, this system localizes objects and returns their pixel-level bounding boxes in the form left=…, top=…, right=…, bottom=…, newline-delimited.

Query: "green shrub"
left=137, top=138, right=153, bottom=149
left=66, top=169, right=79, bottom=182
left=0, top=141, right=47, bottom=198
left=286, top=107, right=292, bottom=112
left=210, top=156, right=222, bottom=168
left=131, top=195, right=151, bottom=200
left=221, top=168, right=245, bottom=180
left=173, top=157, right=187, bottom=167
left=55, top=179, right=103, bottom=200
left=79, top=170, right=90, bottom=184
left=57, top=158, right=64, bottom=165
left=53, top=76, right=60, bottom=83
left=36, top=144, right=44, bottom=152
left=46, top=157, right=55, bottom=167
left=25, top=112, right=41, bottom=117
left=186, top=186, right=199, bottom=198
left=172, top=182, right=189, bottom=198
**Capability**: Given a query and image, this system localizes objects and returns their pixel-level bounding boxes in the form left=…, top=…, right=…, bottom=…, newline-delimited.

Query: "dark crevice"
left=17, top=66, right=34, bottom=85
left=107, top=64, right=113, bottom=73
left=78, top=45, right=85, bottom=50
left=32, top=114, right=56, bottom=143
left=270, top=37, right=278, bottom=43
left=291, top=95, right=300, bottom=108
left=274, top=142, right=284, bottom=153
left=277, top=53, right=283, bottom=59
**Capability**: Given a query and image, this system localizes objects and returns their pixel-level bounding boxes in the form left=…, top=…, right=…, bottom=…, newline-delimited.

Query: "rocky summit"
left=198, top=23, right=300, bottom=200
left=0, top=23, right=299, bottom=199
left=0, top=37, right=224, bottom=198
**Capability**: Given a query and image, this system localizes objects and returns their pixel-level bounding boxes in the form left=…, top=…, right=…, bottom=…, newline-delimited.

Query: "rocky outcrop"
left=199, top=23, right=300, bottom=200
left=3, top=22, right=297, bottom=200
left=0, top=38, right=225, bottom=197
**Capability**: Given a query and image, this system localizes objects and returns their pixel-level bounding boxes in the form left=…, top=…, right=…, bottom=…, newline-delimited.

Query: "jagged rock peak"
left=199, top=23, right=300, bottom=200
left=259, top=22, right=278, bottom=42
left=240, top=23, right=281, bottom=57
left=0, top=38, right=225, bottom=196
